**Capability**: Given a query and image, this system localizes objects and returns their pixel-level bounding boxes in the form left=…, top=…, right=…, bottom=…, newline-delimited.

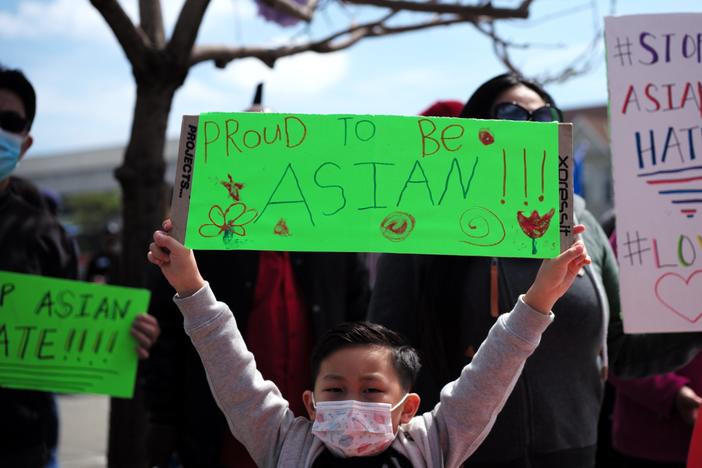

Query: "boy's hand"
left=147, top=219, right=205, bottom=297
left=523, top=224, right=591, bottom=314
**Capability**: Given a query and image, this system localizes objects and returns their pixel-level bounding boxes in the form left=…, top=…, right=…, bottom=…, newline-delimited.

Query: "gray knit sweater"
left=175, top=283, right=553, bottom=467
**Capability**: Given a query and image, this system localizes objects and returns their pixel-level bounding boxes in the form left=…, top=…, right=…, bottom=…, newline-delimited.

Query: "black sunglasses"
left=0, top=111, right=28, bottom=134
left=492, top=102, right=563, bottom=123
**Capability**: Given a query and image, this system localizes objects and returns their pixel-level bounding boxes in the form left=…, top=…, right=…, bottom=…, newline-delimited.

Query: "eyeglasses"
left=492, top=102, right=563, bottom=123
left=0, top=111, right=28, bottom=134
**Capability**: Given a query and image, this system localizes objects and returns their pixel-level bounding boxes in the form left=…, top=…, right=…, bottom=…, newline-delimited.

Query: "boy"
left=148, top=220, right=590, bottom=467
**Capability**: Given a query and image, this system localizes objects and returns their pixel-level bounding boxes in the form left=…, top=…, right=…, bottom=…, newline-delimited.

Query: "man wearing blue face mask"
left=0, top=65, right=80, bottom=467
left=0, top=66, right=161, bottom=467
left=0, top=69, right=35, bottom=191
left=0, top=66, right=78, bottom=286
left=0, top=66, right=80, bottom=285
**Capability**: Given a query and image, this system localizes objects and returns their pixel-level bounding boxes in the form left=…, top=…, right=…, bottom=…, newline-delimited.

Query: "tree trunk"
left=117, top=83, right=175, bottom=288
left=108, top=82, right=176, bottom=468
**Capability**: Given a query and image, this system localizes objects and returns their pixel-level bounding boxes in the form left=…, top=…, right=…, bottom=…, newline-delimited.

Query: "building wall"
left=15, top=139, right=181, bottom=196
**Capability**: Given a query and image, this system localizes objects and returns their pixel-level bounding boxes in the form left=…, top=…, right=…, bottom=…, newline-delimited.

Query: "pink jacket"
left=610, top=352, right=702, bottom=462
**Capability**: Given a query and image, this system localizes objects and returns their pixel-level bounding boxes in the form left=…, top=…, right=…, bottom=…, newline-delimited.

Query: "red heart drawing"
left=654, top=270, right=702, bottom=323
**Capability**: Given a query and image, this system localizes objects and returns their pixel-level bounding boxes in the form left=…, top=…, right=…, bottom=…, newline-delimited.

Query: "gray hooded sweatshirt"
left=175, top=283, right=552, bottom=468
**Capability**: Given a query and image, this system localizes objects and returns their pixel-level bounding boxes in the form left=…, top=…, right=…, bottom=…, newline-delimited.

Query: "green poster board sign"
left=171, top=113, right=573, bottom=258
left=0, top=271, right=150, bottom=398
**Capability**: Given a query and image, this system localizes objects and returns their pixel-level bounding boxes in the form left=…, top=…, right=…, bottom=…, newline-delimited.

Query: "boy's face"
left=303, top=344, right=420, bottom=433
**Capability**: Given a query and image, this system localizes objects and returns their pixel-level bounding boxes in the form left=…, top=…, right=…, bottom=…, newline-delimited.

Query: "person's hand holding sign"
left=148, top=219, right=206, bottom=298
left=131, top=314, right=161, bottom=359
left=676, top=385, right=701, bottom=427
left=523, top=224, right=590, bottom=314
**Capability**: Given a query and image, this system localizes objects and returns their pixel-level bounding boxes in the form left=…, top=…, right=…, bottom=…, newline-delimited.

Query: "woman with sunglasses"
left=368, top=73, right=702, bottom=468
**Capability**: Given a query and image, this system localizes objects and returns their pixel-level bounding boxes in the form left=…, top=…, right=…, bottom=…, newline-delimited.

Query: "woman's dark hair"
left=311, top=321, right=421, bottom=392
left=459, top=72, right=558, bottom=120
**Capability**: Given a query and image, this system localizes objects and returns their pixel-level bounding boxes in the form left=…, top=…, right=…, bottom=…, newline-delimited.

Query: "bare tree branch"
left=341, top=0, right=532, bottom=19
left=257, top=0, right=320, bottom=22
left=191, top=13, right=470, bottom=68
left=167, top=0, right=211, bottom=65
left=474, top=21, right=563, bottom=50
left=536, top=25, right=603, bottom=84
left=475, top=0, right=610, bottom=85
left=474, top=20, right=521, bottom=72
left=139, top=0, right=166, bottom=48
left=90, top=0, right=147, bottom=65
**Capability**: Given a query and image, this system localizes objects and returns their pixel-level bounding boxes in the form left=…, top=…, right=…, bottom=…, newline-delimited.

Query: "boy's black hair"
left=0, top=65, right=36, bottom=131
left=311, top=321, right=421, bottom=392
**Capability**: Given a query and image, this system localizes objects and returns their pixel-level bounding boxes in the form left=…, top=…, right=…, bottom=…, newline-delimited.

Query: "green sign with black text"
left=0, top=271, right=150, bottom=397
left=171, top=113, right=573, bottom=258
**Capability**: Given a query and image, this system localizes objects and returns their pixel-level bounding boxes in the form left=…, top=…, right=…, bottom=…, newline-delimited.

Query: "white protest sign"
left=605, top=13, right=702, bottom=333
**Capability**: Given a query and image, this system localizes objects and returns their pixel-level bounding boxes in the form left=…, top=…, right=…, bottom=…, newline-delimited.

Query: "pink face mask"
left=311, top=395, right=408, bottom=458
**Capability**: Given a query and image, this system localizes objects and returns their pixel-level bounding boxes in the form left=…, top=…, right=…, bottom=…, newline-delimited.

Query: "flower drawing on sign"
left=199, top=202, right=258, bottom=243
left=517, top=208, right=555, bottom=255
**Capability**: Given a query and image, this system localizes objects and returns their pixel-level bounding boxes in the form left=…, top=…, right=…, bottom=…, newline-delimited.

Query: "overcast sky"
left=1, top=0, right=700, bottom=156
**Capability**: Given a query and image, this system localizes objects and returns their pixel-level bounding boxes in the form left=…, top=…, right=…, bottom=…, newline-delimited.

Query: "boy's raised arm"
left=147, top=222, right=301, bottom=466
left=523, top=227, right=591, bottom=313
left=148, top=219, right=205, bottom=298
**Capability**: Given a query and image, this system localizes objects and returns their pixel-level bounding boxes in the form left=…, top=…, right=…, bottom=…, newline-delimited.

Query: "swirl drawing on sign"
left=654, top=270, right=702, bottom=323
left=380, top=212, right=416, bottom=242
left=459, top=207, right=506, bottom=247
left=516, top=208, right=555, bottom=255
left=198, top=202, right=258, bottom=243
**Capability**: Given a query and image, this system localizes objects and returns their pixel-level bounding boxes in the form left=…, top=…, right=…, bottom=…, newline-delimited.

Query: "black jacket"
left=0, top=186, right=78, bottom=466
left=143, top=250, right=369, bottom=467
